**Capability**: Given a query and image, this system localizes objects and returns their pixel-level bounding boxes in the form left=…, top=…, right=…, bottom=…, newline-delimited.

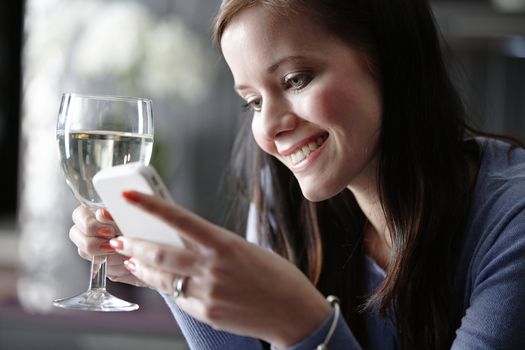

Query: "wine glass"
left=54, top=93, right=154, bottom=311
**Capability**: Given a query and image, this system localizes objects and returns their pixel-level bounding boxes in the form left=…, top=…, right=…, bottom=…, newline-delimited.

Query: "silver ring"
left=173, top=276, right=186, bottom=299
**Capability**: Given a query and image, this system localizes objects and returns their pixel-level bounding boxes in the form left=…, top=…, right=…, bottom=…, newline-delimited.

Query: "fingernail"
left=97, top=227, right=114, bottom=239
left=124, top=259, right=136, bottom=272
left=109, top=238, right=124, bottom=250
left=99, top=242, right=115, bottom=252
left=123, top=191, right=140, bottom=203
left=102, top=209, right=113, bottom=221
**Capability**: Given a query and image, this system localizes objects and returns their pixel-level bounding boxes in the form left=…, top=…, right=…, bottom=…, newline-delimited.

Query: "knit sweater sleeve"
left=452, top=207, right=525, bottom=349
left=163, top=292, right=362, bottom=350
left=161, top=293, right=264, bottom=350
left=452, top=141, right=525, bottom=349
left=278, top=309, right=362, bottom=350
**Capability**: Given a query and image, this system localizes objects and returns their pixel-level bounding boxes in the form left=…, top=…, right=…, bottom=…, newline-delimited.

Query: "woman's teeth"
left=288, top=136, right=325, bottom=166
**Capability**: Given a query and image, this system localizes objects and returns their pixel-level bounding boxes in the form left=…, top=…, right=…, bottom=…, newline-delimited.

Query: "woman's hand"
left=68, top=205, right=147, bottom=287
left=109, top=191, right=332, bottom=348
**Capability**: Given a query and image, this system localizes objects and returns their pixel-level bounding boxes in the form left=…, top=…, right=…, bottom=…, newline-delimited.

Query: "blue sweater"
left=163, top=138, right=525, bottom=349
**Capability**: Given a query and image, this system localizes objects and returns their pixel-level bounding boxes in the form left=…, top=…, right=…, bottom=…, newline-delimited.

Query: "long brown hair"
left=215, top=0, right=477, bottom=348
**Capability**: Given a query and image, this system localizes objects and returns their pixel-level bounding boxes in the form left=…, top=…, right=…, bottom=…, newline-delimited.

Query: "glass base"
left=53, top=288, right=139, bottom=312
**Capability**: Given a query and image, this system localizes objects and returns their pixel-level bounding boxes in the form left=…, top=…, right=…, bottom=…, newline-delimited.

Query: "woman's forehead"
left=221, top=5, right=335, bottom=55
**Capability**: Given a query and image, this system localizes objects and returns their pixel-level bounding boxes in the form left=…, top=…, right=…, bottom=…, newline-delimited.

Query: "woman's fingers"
left=77, top=247, right=145, bottom=287
left=77, top=247, right=125, bottom=264
left=70, top=225, right=117, bottom=256
left=106, top=255, right=149, bottom=287
left=72, top=206, right=118, bottom=239
left=78, top=248, right=101, bottom=263
left=106, top=253, right=128, bottom=266
left=72, top=206, right=98, bottom=235
left=106, top=262, right=129, bottom=279
left=107, top=264, right=148, bottom=287
left=69, top=205, right=120, bottom=259
left=68, top=205, right=150, bottom=289
left=95, top=208, right=121, bottom=234
left=110, top=236, right=201, bottom=276
left=122, top=191, right=227, bottom=249
left=124, top=258, right=200, bottom=295
left=123, top=258, right=176, bottom=293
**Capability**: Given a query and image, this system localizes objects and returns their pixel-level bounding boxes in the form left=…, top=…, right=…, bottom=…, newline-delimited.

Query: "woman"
left=69, top=0, right=525, bottom=349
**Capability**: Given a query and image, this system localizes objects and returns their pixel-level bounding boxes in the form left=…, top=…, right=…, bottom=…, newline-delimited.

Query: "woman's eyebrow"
left=267, top=55, right=306, bottom=73
left=234, top=55, right=308, bottom=92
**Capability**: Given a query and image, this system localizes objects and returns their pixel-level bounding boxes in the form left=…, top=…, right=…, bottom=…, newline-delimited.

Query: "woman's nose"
left=257, top=99, right=297, bottom=140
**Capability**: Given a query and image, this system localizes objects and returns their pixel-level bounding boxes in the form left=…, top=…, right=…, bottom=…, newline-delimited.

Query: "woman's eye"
left=242, top=98, right=262, bottom=112
left=284, top=73, right=313, bottom=90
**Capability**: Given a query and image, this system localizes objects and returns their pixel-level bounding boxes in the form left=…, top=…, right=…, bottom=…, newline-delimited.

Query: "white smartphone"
left=93, top=163, right=185, bottom=247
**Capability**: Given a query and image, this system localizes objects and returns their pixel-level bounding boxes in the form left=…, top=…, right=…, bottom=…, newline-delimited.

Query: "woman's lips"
left=281, top=132, right=329, bottom=169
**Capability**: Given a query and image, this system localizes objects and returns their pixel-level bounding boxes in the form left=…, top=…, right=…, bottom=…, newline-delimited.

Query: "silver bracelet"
left=316, top=295, right=341, bottom=350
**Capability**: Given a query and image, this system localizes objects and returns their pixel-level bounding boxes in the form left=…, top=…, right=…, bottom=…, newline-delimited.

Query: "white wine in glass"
left=54, top=93, right=154, bottom=311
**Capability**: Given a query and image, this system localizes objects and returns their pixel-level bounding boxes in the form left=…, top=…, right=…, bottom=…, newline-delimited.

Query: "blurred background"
left=0, top=0, right=524, bottom=349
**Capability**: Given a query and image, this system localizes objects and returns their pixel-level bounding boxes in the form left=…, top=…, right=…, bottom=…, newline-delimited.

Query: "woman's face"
left=221, top=6, right=382, bottom=201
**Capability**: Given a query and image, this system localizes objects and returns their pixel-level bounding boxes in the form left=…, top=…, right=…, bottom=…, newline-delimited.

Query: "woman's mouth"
left=287, top=133, right=328, bottom=166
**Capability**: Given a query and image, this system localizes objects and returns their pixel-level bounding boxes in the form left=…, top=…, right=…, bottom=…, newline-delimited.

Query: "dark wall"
left=0, top=1, right=24, bottom=215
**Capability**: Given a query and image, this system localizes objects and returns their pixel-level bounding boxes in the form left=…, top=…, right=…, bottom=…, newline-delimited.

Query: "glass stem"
left=89, top=256, right=107, bottom=290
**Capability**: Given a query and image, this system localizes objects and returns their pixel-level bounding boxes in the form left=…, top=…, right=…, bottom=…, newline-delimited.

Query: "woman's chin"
left=298, top=183, right=341, bottom=203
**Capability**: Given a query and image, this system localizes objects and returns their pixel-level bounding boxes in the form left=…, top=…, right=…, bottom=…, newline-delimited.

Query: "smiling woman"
left=221, top=6, right=382, bottom=202
left=65, top=1, right=525, bottom=350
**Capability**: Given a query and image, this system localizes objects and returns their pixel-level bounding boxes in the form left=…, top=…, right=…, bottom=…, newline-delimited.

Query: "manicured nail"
left=99, top=242, right=115, bottom=252
left=109, top=238, right=124, bottom=250
left=123, top=191, right=140, bottom=203
left=124, top=259, right=136, bottom=272
left=97, top=227, right=114, bottom=239
left=102, top=209, right=113, bottom=221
